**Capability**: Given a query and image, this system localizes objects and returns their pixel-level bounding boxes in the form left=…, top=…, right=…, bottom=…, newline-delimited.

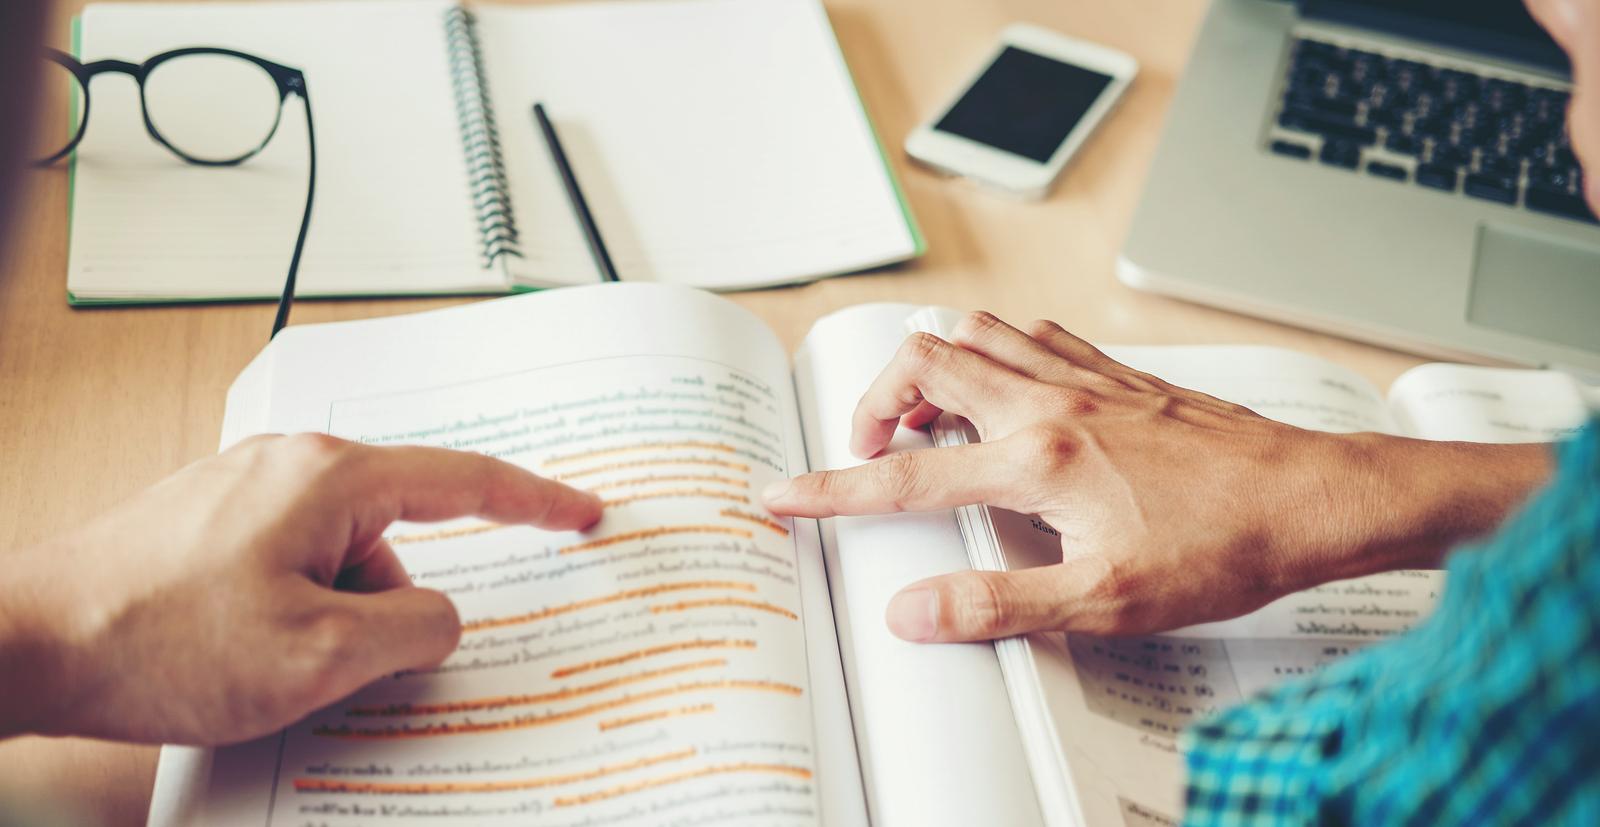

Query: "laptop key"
left=1385, top=133, right=1421, bottom=155
left=1320, top=140, right=1362, bottom=170
left=1525, top=187, right=1600, bottom=224
left=1528, top=165, right=1573, bottom=190
left=1428, top=144, right=1470, bottom=168
left=1464, top=174, right=1518, bottom=205
left=1307, top=97, right=1359, bottom=119
left=1516, top=133, right=1555, bottom=159
left=1415, top=164, right=1459, bottom=191
left=1367, top=161, right=1408, bottom=181
left=1280, top=107, right=1377, bottom=145
left=1411, top=116, right=1451, bottom=142
left=1477, top=156, right=1520, bottom=179
left=1270, top=139, right=1313, bottom=160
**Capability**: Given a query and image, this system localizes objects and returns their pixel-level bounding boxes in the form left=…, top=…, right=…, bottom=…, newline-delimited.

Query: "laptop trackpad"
left=1468, top=224, right=1600, bottom=353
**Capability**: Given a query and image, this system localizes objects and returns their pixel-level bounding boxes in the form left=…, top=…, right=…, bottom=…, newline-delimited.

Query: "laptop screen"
left=1299, top=0, right=1569, bottom=73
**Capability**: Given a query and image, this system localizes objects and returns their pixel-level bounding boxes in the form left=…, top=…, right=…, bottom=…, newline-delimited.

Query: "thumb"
left=308, top=587, right=462, bottom=708
left=885, top=563, right=1108, bottom=643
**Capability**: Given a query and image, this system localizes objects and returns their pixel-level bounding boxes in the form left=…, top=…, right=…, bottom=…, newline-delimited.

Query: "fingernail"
left=761, top=479, right=792, bottom=504
left=886, top=588, right=938, bottom=642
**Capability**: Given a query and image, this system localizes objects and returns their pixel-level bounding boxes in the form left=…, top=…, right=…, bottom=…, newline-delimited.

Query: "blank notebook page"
left=70, top=1, right=489, bottom=300
left=476, top=0, right=918, bottom=290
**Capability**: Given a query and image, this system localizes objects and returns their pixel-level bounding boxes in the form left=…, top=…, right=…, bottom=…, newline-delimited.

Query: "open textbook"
left=147, top=285, right=1595, bottom=826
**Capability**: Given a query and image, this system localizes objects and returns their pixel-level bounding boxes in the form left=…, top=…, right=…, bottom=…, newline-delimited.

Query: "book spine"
left=444, top=6, right=522, bottom=268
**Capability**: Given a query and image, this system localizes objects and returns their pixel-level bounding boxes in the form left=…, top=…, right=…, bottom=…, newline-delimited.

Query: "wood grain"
left=0, top=1, right=1424, bottom=824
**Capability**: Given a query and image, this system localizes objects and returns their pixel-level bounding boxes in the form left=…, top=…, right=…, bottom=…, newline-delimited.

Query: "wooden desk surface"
left=0, top=0, right=1425, bottom=823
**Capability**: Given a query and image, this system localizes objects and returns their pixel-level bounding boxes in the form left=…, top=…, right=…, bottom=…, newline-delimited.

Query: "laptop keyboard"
left=1267, top=36, right=1598, bottom=225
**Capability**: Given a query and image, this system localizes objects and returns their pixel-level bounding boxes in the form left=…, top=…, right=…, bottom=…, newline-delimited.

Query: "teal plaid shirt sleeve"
left=1181, top=419, right=1600, bottom=827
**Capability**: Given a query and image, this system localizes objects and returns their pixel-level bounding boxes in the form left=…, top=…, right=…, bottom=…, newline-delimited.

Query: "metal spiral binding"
left=445, top=7, right=522, bottom=267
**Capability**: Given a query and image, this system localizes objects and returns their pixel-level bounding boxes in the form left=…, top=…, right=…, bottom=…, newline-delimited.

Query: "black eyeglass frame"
left=38, top=46, right=304, bottom=168
left=36, top=46, right=315, bottom=337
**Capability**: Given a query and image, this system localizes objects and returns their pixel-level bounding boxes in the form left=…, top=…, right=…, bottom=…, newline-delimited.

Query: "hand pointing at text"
left=0, top=434, right=601, bottom=745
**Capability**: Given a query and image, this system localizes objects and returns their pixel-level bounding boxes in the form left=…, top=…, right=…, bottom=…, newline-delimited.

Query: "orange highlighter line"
left=553, top=458, right=750, bottom=481
left=314, top=680, right=803, bottom=740
left=551, top=638, right=757, bottom=679
left=718, top=507, right=791, bottom=537
left=597, top=702, right=715, bottom=732
left=650, top=597, right=798, bottom=621
left=292, top=747, right=697, bottom=795
left=461, top=580, right=757, bottom=633
left=603, top=488, right=751, bottom=509
left=588, top=474, right=748, bottom=493
left=346, top=659, right=728, bottom=717
left=558, top=525, right=752, bottom=555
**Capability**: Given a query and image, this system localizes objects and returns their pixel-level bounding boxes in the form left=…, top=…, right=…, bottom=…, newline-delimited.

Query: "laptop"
left=1120, top=0, right=1600, bottom=377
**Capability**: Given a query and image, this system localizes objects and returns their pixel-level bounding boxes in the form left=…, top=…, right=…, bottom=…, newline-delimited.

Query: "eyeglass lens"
left=35, top=52, right=285, bottom=165
left=144, top=54, right=284, bottom=164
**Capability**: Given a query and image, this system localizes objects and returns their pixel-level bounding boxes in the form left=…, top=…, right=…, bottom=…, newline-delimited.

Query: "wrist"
left=1296, top=432, right=1552, bottom=582
left=0, top=539, right=102, bottom=738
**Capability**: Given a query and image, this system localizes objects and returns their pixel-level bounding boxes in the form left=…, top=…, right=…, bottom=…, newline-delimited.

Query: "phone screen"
left=934, top=46, right=1113, bottom=163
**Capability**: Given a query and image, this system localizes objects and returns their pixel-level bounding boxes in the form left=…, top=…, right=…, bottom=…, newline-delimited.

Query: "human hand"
left=1526, top=0, right=1600, bottom=211
left=764, top=313, right=1549, bottom=642
left=0, top=434, right=601, bottom=745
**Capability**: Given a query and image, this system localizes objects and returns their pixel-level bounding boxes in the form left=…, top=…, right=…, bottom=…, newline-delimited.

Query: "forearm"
left=1305, top=434, right=1553, bottom=582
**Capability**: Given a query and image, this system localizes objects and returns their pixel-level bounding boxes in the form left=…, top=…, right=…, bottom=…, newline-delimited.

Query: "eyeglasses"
left=35, top=47, right=316, bottom=338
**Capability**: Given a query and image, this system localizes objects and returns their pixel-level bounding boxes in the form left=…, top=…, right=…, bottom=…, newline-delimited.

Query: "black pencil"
left=533, top=103, right=620, bottom=283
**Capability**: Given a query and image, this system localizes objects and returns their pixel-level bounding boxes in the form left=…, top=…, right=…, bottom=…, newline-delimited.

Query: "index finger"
left=336, top=442, right=603, bottom=534
left=851, top=332, right=1035, bottom=459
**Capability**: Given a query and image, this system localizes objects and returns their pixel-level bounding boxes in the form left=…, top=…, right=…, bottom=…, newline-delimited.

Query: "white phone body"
left=905, top=24, right=1138, bottom=199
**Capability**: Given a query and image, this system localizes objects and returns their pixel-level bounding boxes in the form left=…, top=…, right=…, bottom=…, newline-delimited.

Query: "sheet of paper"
left=149, top=285, right=862, bottom=827
left=475, top=0, right=917, bottom=290
left=1102, top=345, right=1401, bottom=435
left=72, top=1, right=493, bottom=300
left=792, top=304, right=1044, bottom=827
left=1387, top=362, right=1596, bottom=442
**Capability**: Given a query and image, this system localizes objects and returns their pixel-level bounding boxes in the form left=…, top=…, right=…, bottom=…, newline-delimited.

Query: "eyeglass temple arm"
left=270, top=81, right=314, bottom=340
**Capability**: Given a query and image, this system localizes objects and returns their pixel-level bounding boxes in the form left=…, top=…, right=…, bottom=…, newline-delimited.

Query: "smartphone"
left=905, top=24, right=1137, bottom=199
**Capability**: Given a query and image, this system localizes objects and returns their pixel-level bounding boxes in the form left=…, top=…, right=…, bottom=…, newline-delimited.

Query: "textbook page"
left=149, top=285, right=863, bottom=827
left=792, top=305, right=1044, bottom=827
left=71, top=1, right=497, bottom=301
left=1387, top=363, right=1596, bottom=443
left=475, top=0, right=919, bottom=290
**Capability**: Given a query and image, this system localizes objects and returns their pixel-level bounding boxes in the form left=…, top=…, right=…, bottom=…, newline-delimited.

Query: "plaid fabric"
left=1182, top=420, right=1600, bottom=827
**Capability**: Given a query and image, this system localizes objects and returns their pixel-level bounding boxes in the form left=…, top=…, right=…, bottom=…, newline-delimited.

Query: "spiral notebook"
left=66, top=0, right=924, bottom=303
